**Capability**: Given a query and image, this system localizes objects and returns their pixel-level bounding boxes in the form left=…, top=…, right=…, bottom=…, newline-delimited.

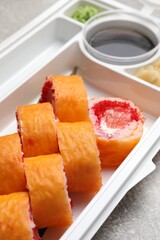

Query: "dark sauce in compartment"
left=90, top=28, right=155, bottom=57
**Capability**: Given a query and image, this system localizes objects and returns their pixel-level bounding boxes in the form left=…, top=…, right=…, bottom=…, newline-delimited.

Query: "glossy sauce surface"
left=90, top=28, right=155, bottom=57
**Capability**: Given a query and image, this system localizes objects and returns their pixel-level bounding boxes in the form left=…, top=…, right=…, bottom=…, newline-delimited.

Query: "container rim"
left=82, top=9, right=160, bottom=65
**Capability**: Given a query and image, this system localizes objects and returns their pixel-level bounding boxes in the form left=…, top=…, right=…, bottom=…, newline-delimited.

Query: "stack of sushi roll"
left=0, top=75, right=145, bottom=239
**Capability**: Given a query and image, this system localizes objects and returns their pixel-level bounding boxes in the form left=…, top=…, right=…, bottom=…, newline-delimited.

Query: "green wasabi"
left=72, top=5, right=100, bottom=23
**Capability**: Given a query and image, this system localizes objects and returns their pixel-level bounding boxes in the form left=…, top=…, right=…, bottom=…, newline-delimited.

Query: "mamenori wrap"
left=89, top=97, right=145, bottom=167
left=0, top=192, right=40, bottom=240
left=24, top=154, right=73, bottom=229
left=57, top=122, right=102, bottom=192
left=0, top=133, right=26, bottom=194
left=16, top=102, right=58, bottom=157
left=40, top=75, right=89, bottom=122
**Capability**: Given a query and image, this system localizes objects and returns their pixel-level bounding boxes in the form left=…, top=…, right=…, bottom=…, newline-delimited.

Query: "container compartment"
left=78, top=32, right=160, bottom=101
left=82, top=9, right=160, bottom=66
left=0, top=17, right=82, bottom=101
left=0, top=34, right=159, bottom=240
left=125, top=54, right=160, bottom=89
left=64, top=0, right=110, bottom=22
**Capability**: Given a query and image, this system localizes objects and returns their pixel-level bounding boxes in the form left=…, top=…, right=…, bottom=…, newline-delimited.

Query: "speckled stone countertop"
left=0, top=1, right=160, bottom=239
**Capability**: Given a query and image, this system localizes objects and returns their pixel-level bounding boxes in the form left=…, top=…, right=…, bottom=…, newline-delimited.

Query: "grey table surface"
left=0, top=0, right=160, bottom=240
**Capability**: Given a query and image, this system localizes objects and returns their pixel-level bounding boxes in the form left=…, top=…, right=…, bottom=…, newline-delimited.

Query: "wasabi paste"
left=72, top=5, right=100, bottom=23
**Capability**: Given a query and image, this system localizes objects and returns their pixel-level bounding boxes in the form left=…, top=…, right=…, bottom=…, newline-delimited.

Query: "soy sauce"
left=90, top=28, right=155, bottom=57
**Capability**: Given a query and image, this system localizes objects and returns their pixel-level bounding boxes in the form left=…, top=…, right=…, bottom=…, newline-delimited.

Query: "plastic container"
left=0, top=0, right=159, bottom=239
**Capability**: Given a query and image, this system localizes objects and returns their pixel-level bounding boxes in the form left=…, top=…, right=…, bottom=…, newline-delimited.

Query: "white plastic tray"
left=0, top=0, right=160, bottom=239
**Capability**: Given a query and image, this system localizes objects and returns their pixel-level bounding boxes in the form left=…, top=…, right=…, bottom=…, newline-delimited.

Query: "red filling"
left=33, top=228, right=42, bottom=240
left=31, top=222, right=42, bottom=240
left=15, top=111, right=24, bottom=158
left=39, top=80, right=55, bottom=110
left=91, top=100, right=142, bottom=129
left=70, top=199, right=73, bottom=208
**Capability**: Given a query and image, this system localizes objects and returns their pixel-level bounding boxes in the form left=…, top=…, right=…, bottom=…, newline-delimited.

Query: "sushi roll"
left=57, top=122, right=102, bottom=192
left=0, top=133, right=26, bottom=194
left=0, top=192, right=41, bottom=240
left=24, top=154, right=73, bottom=229
left=16, top=103, right=58, bottom=157
left=89, top=97, right=145, bottom=167
left=39, top=75, right=89, bottom=122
